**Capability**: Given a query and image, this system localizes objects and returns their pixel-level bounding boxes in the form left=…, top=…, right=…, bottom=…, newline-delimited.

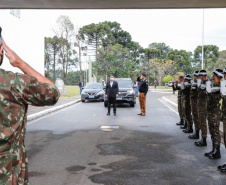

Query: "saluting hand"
left=116, top=94, right=118, bottom=98
left=2, top=38, right=22, bottom=67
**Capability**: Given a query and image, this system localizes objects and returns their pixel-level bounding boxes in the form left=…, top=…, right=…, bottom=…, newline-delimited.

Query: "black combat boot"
left=188, top=130, right=199, bottom=139
left=218, top=164, right=226, bottom=170
left=180, top=121, right=187, bottom=129
left=183, top=125, right=193, bottom=133
left=176, top=119, right=184, bottom=126
left=204, top=143, right=214, bottom=157
left=220, top=166, right=226, bottom=172
left=209, top=145, right=221, bottom=159
left=195, top=137, right=207, bottom=147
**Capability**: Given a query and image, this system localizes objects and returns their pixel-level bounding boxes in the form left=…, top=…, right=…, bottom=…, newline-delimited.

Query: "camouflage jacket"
left=182, top=85, right=191, bottom=101
left=0, top=69, right=59, bottom=185
left=207, top=82, right=221, bottom=113
left=190, top=86, right=198, bottom=100
left=197, top=80, right=207, bottom=100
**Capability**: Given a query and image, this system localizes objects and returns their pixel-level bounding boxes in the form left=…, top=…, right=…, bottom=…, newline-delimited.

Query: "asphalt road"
left=26, top=91, right=226, bottom=185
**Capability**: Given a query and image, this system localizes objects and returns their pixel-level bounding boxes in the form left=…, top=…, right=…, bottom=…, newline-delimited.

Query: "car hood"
left=83, top=89, right=103, bottom=93
left=118, top=88, right=133, bottom=92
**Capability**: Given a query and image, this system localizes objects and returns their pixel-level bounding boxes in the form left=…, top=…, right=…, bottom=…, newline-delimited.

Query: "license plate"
left=89, top=95, right=95, bottom=98
left=117, top=97, right=122, bottom=100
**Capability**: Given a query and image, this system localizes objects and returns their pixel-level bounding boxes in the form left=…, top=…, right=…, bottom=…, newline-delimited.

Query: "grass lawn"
left=151, top=86, right=173, bottom=90
left=61, top=86, right=80, bottom=97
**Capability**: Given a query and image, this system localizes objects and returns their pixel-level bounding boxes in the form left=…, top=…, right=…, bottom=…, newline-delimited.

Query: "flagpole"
left=202, top=9, right=204, bottom=69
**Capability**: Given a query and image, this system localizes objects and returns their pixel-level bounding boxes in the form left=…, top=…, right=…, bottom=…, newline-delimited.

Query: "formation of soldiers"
left=173, top=68, right=226, bottom=173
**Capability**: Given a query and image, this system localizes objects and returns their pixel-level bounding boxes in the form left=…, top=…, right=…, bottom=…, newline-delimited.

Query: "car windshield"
left=115, top=80, right=132, bottom=88
left=85, top=83, right=103, bottom=89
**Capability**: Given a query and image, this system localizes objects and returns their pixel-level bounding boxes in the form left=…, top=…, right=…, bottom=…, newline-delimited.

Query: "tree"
left=53, top=15, right=77, bottom=83
left=211, top=50, right=226, bottom=70
left=143, top=48, right=161, bottom=84
left=151, top=59, right=175, bottom=86
left=148, top=42, right=171, bottom=59
left=194, top=45, right=219, bottom=71
left=45, top=36, right=61, bottom=82
left=166, top=49, right=193, bottom=75
left=163, top=75, right=174, bottom=84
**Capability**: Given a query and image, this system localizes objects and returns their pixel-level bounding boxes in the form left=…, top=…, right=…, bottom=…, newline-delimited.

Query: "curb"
left=27, top=99, right=81, bottom=122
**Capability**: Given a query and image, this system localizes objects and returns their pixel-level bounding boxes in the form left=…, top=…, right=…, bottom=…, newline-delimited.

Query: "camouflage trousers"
left=178, top=97, right=183, bottom=119
left=207, top=94, right=221, bottom=146
left=197, top=98, right=207, bottom=138
left=223, top=113, right=226, bottom=148
left=183, top=99, right=193, bottom=126
left=207, top=111, right=221, bottom=145
left=191, top=98, right=199, bottom=130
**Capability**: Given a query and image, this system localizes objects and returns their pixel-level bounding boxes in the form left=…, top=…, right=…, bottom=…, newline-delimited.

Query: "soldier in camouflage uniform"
left=173, top=76, right=184, bottom=126
left=188, top=71, right=200, bottom=139
left=218, top=68, right=226, bottom=172
left=204, top=69, right=223, bottom=159
left=182, top=75, right=193, bottom=133
left=0, top=38, right=59, bottom=184
left=195, top=70, right=208, bottom=147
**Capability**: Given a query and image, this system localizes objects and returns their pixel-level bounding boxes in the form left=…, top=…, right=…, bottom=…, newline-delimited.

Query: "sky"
left=21, top=8, right=226, bottom=52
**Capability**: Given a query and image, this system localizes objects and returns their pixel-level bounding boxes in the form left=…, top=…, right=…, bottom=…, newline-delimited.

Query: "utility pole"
left=202, top=9, right=205, bottom=69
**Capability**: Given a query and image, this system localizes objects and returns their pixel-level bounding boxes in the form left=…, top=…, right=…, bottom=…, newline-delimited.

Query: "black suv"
left=104, top=78, right=136, bottom=107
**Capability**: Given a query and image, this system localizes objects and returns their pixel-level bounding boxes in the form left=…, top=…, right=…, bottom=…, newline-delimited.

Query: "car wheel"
left=130, top=103, right=135, bottom=107
left=104, top=101, right=108, bottom=107
left=102, top=99, right=104, bottom=102
left=82, top=100, right=85, bottom=103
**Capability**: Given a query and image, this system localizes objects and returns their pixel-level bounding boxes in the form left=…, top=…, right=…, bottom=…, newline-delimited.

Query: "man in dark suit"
left=105, top=75, right=119, bottom=116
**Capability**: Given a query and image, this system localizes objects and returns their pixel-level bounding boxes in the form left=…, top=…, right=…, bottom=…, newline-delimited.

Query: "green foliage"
left=194, top=45, right=219, bottom=71
left=166, top=49, right=193, bottom=75
left=163, top=75, right=173, bottom=83
left=148, top=42, right=171, bottom=58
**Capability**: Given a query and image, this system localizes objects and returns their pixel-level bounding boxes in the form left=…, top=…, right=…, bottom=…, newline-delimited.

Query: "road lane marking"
left=27, top=103, right=81, bottom=125
left=162, top=97, right=178, bottom=107
left=158, top=98, right=179, bottom=115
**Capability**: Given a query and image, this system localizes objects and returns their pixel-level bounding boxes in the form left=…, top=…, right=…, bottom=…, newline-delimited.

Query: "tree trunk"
left=78, top=39, right=82, bottom=82
left=53, top=49, right=56, bottom=83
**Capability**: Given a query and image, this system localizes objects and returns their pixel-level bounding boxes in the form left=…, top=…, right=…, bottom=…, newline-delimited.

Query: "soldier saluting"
left=218, top=68, right=226, bottom=172
left=188, top=71, right=200, bottom=139
left=0, top=36, right=59, bottom=184
left=137, top=73, right=148, bottom=116
left=205, top=69, right=223, bottom=159
left=181, top=75, right=193, bottom=133
left=195, top=70, right=208, bottom=147
left=173, top=76, right=185, bottom=126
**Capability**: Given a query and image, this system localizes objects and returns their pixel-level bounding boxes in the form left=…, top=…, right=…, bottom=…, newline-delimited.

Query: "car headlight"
left=127, top=90, right=134, bottom=94
left=81, top=91, right=87, bottom=95
left=96, top=91, right=104, bottom=95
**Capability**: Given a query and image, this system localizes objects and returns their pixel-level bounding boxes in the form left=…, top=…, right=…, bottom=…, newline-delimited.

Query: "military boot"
left=176, top=119, right=184, bottom=126
left=220, top=166, right=226, bottom=172
left=209, top=145, right=221, bottom=159
left=218, top=164, right=226, bottom=170
left=204, top=143, right=214, bottom=157
left=188, top=130, right=199, bottom=139
left=183, top=125, right=193, bottom=133
left=180, top=121, right=187, bottom=129
left=195, top=137, right=207, bottom=147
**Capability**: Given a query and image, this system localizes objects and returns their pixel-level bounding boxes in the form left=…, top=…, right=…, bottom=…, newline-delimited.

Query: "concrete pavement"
left=25, top=91, right=226, bottom=185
